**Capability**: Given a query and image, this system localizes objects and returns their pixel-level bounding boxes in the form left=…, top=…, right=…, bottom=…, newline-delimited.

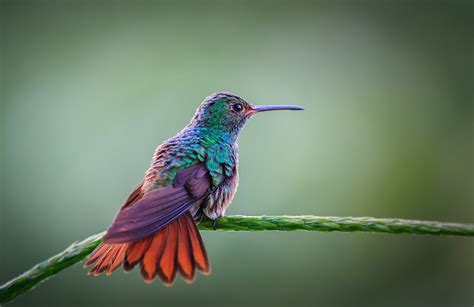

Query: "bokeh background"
left=1, top=1, right=473, bottom=306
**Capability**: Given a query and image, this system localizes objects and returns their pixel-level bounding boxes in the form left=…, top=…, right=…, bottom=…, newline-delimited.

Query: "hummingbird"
left=84, top=92, right=303, bottom=286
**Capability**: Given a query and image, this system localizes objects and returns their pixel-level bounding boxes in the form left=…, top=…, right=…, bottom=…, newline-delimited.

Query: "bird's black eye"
left=232, top=103, right=244, bottom=112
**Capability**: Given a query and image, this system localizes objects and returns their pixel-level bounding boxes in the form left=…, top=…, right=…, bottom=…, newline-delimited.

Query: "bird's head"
left=190, top=92, right=303, bottom=142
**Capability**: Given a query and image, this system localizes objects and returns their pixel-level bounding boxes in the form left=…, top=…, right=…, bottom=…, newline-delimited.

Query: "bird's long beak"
left=252, top=105, right=304, bottom=113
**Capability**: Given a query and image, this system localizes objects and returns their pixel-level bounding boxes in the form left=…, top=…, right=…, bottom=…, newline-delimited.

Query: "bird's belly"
left=200, top=172, right=239, bottom=220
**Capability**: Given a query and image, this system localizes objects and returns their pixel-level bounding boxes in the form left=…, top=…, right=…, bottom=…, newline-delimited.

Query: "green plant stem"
left=1, top=215, right=473, bottom=304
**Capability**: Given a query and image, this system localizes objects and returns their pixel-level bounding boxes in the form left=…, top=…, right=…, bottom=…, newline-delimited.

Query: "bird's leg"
left=212, top=218, right=219, bottom=230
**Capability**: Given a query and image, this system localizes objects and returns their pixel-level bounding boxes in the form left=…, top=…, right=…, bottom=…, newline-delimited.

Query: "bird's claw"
left=212, top=218, right=219, bottom=230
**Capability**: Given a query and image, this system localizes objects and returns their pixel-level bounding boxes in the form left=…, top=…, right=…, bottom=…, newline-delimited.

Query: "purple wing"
left=102, top=163, right=212, bottom=244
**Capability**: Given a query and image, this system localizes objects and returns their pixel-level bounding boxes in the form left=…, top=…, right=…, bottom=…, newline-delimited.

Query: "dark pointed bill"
left=252, top=105, right=304, bottom=112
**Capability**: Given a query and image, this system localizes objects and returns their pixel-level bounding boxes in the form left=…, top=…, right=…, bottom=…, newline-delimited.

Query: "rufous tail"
left=84, top=212, right=210, bottom=286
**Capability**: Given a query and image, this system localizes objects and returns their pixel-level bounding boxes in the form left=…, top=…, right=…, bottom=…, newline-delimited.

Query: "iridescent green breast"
left=147, top=129, right=237, bottom=191
left=204, top=142, right=237, bottom=186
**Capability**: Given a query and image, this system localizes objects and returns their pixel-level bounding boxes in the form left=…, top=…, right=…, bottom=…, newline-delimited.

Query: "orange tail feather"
left=155, top=222, right=178, bottom=286
left=176, top=217, right=195, bottom=283
left=84, top=212, right=210, bottom=285
left=185, top=213, right=210, bottom=275
left=124, top=237, right=152, bottom=272
left=140, top=228, right=167, bottom=282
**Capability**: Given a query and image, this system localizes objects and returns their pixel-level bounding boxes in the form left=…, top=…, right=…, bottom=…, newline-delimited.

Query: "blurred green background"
left=1, top=1, right=473, bottom=306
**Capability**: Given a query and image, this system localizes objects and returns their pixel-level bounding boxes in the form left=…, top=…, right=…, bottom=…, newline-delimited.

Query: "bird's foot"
left=212, top=218, right=219, bottom=230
